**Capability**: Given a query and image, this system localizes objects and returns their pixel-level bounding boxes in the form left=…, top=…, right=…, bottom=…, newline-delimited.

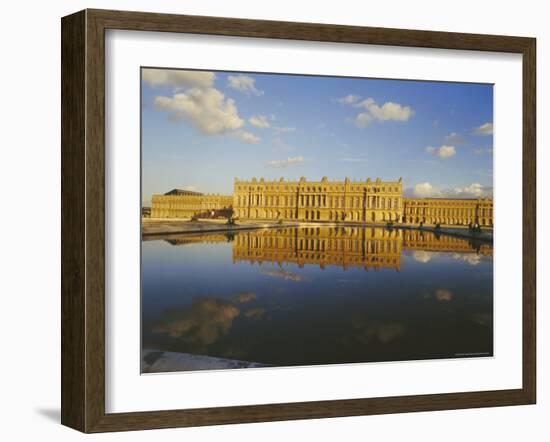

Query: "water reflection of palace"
left=401, top=229, right=493, bottom=257
left=233, top=227, right=402, bottom=271
left=160, top=227, right=492, bottom=272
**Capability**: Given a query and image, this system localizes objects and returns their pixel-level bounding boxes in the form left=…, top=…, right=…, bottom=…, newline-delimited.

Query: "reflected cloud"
left=262, top=268, right=309, bottom=282
left=453, top=253, right=482, bottom=265
left=435, top=288, right=453, bottom=302
left=153, top=298, right=240, bottom=345
left=245, top=307, right=266, bottom=319
left=234, top=291, right=256, bottom=303
left=413, top=251, right=433, bottom=263
left=352, top=317, right=405, bottom=344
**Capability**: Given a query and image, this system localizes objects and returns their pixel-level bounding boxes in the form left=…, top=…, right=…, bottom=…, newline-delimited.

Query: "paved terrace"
left=142, top=218, right=492, bottom=242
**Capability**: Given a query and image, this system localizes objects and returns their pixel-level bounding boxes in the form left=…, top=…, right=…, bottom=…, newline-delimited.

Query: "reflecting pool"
left=142, top=226, right=493, bottom=372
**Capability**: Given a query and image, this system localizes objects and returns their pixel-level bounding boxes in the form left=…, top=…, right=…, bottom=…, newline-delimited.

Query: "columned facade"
left=149, top=179, right=494, bottom=227
left=402, top=198, right=493, bottom=226
left=150, top=189, right=233, bottom=219
left=233, top=176, right=403, bottom=223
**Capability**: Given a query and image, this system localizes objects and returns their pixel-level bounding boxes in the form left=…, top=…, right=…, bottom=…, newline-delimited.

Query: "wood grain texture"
left=61, top=10, right=86, bottom=432
left=61, top=8, right=537, bottom=433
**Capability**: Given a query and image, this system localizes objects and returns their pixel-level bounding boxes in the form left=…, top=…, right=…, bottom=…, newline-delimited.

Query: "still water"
left=142, top=226, right=493, bottom=371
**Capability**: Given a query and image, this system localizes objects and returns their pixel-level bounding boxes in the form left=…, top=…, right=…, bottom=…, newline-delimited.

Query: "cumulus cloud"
left=452, top=183, right=491, bottom=198
left=409, top=181, right=492, bottom=199
left=413, top=182, right=441, bottom=197
left=265, top=156, right=304, bottom=168
left=339, top=95, right=413, bottom=126
left=425, top=145, right=456, bottom=159
left=235, top=131, right=260, bottom=144
left=142, top=69, right=215, bottom=89
left=354, top=112, right=373, bottom=128
left=154, top=88, right=244, bottom=135
left=473, top=122, right=493, bottom=135
left=248, top=115, right=270, bottom=128
left=356, top=98, right=413, bottom=121
left=227, top=75, right=264, bottom=96
left=350, top=95, right=413, bottom=128
left=445, top=132, right=466, bottom=144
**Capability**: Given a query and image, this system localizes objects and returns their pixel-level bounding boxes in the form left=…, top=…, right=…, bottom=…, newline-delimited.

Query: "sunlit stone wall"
left=149, top=178, right=494, bottom=227
left=402, top=198, right=494, bottom=227
left=150, top=190, right=233, bottom=219
left=233, top=176, right=403, bottom=223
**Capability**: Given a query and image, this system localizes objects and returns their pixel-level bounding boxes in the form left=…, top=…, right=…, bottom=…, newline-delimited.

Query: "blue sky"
left=141, top=68, right=493, bottom=205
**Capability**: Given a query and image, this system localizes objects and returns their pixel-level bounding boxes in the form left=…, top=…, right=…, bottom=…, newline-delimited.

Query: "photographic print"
left=140, top=68, right=494, bottom=374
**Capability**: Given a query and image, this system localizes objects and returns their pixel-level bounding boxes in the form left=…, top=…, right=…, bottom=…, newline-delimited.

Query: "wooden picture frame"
left=61, top=8, right=536, bottom=433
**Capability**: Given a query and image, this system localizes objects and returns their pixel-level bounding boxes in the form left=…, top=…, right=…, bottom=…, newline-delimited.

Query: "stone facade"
left=403, top=198, right=493, bottom=226
left=150, top=189, right=233, bottom=219
left=233, top=177, right=493, bottom=226
left=233, top=176, right=403, bottom=223
left=150, top=178, right=494, bottom=226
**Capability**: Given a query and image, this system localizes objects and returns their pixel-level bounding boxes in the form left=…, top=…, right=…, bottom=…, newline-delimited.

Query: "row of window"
left=237, top=195, right=402, bottom=209
left=235, top=185, right=400, bottom=193
left=405, top=207, right=493, bottom=217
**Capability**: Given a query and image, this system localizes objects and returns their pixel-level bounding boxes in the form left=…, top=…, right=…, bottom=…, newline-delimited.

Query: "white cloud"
left=356, top=98, right=413, bottom=121
left=452, top=183, right=491, bottom=198
left=337, top=94, right=361, bottom=104
left=438, top=145, right=456, bottom=158
left=227, top=75, right=264, bottom=96
left=445, top=132, right=466, bottom=144
left=265, top=156, right=304, bottom=168
left=425, top=145, right=456, bottom=159
left=248, top=115, right=270, bottom=128
left=473, top=122, right=493, bottom=135
left=235, top=131, right=260, bottom=144
left=413, top=182, right=441, bottom=197
left=410, top=182, right=492, bottom=199
left=142, top=69, right=215, bottom=89
left=345, top=97, right=412, bottom=127
left=354, top=112, right=373, bottom=128
left=154, top=88, right=243, bottom=135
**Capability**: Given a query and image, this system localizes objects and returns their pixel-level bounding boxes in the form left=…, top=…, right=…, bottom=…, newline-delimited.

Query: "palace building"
left=150, top=189, right=233, bottom=219
left=233, top=177, right=493, bottom=226
left=233, top=176, right=404, bottom=223
left=403, top=197, right=493, bottom=227
left=149, top=177, right=493, bottom=226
